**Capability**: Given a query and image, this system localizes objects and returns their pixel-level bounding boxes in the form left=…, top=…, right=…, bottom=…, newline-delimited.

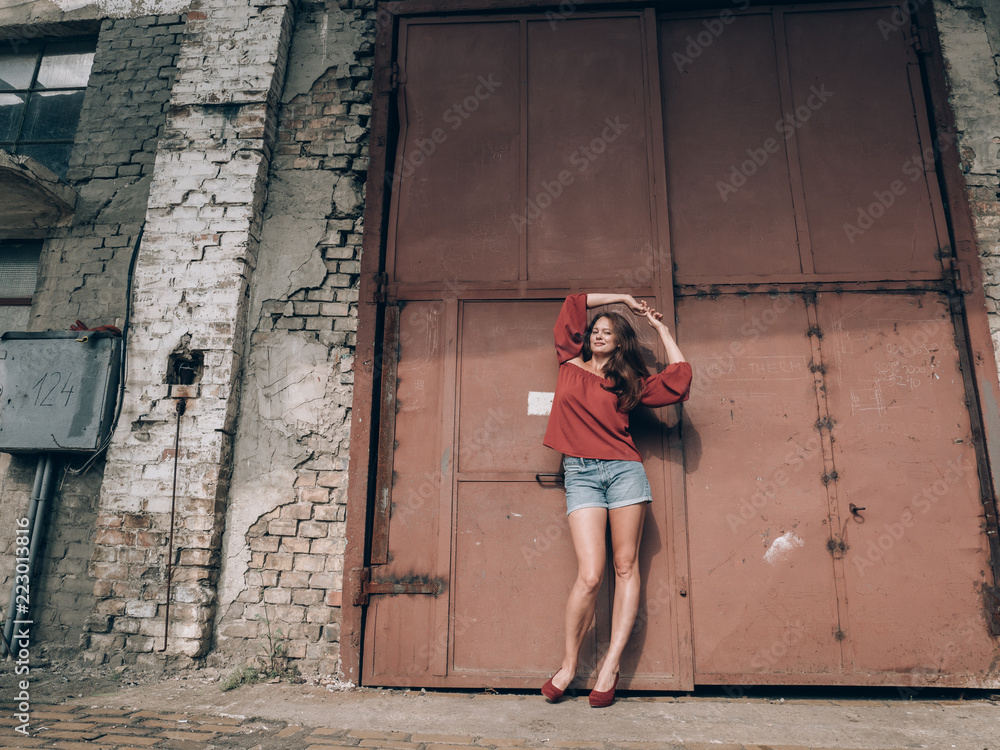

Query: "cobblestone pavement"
left=0, top=702, right=983, bottom=750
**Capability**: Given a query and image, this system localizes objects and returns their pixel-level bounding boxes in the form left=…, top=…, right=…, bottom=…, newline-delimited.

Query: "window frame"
left=0, top=35, right=97, bottom=177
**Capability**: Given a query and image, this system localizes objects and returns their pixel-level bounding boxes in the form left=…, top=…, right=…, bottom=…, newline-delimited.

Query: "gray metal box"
left=0, top=332, right=121, bottom=453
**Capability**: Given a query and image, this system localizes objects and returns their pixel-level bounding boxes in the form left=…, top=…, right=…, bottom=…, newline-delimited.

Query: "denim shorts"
left=562, top=456, right=653, bottom=515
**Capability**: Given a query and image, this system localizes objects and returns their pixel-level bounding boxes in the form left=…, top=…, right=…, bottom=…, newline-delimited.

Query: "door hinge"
left=378, top=62, right=406, bottom=94
left=352, top=566, right=445, bottom=606
left=391, top=62, right=406, bottom=90
left=909, top=25, right=931, bottom=54
left=380, top=62, right=406, bottom=93
left=372, top=272, right=389, bottom=304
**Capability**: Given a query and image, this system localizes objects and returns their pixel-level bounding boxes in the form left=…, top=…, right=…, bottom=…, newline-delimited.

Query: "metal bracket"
left=353, top=567, right=445, bottom=606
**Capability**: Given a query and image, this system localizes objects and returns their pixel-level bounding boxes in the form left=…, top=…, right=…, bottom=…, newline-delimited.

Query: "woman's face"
left=590, top=316, right=617, bottom=355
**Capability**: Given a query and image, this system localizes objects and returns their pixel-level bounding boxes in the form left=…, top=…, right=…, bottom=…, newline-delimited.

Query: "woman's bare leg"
left=593, top=502, right=646, bottom=692
left=550, top=507, right=607, bottom=692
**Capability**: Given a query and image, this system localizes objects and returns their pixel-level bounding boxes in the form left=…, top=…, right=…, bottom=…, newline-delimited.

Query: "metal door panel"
left=458, top=300, right=561, bottom=475
left=371, top=12, right=687, bottom=688
left=815, top=293, right=999, bottom=678
left=785, top=10, right=943, bottom=276
left=391, top=21, right=521, bottom=284
left=368, top=596, right=443, bottom=681
left=659, top=14, right=801, bottom=281
left=679, top=295, right=844, bottom=676
left=524, top=16, right=656, bottom=282
left=451, top=482, right=583, bottom=676
left=623, top=404, right=689, bottom=685
left=455, top=298, right=690, bottom=687
left=385, top=301, right=449, bottom=567
left=363, top=300, right=452, bottom=683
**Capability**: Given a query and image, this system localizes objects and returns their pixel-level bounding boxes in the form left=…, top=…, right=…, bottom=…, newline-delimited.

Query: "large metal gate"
left=348, top=2, right=1000, bottom=689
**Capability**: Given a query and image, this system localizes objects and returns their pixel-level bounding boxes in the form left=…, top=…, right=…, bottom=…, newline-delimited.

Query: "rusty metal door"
left=678, top=292, right=998, bottom=685
left=363, top=11, right=694, bottom=689
left=663, top=3, right=1000, bottom=686
left=361, top=0, right=999, bottom=689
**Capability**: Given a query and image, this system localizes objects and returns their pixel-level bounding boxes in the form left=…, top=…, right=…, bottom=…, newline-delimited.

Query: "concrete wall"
left=936, top=0, right=1000, bottom=351
left=0, top=7, right=184, bottom=660
left=214, top=0, right=372, bottom=676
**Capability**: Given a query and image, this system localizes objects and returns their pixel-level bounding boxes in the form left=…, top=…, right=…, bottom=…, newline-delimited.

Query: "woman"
left=540, top=293, right=691, bottom=707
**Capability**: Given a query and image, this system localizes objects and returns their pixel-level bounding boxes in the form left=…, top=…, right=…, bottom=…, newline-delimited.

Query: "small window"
left=0, top=39, right=96, bottom=178
left=0, top=239, right=42, bottom=305
left=0, top=239, right=41, bottom=334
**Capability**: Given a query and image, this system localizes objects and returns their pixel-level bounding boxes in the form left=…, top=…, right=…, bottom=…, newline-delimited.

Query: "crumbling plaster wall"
left=935, top=0, right=1000, bottom=349
left=215, top=0, right=372, bottom=676
left=0, top=8, right=183, bottom=659
left=82, top=0, right=297, bottom=665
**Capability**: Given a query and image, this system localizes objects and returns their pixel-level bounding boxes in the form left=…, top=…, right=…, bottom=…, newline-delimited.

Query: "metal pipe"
left=160, top=398, right=185, bottom=652
left=26, top=454, right=56, bottom=594
left=2, top=454, right=52, bottom=658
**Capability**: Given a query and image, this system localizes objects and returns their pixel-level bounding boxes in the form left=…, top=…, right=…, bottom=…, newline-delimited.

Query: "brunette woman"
left=540, top=293, right=691, bottom=707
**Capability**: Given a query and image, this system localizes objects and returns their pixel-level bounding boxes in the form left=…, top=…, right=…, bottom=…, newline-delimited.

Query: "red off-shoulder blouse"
left=542, top=294, right=692, bottom=462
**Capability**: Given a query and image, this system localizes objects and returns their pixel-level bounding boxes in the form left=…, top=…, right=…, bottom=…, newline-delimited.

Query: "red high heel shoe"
left=588, top=673, right=619, bottom=707
left=541, top=675, right=567, bottom=703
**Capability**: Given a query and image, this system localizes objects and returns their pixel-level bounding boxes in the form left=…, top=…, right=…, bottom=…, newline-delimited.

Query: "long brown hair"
left=582, top=312, right=649, bottom=412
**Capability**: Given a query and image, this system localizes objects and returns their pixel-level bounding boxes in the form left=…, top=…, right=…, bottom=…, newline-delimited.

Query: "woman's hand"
left=643, top=307, right=669, bottom=330
left=622, top=295, right=650, bottom=315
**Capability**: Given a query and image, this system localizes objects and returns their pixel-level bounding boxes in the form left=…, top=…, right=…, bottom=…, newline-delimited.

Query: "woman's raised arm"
left=586, top=293, right=648, bottom=314
left=643, top=309, right=686, bottom=364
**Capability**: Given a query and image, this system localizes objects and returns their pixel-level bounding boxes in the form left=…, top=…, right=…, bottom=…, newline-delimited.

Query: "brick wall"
left=214, top=0, right=374, bottom=676
left=83, top=0, right=297, bottom=666
left=0, top=13, right=182, bottom=660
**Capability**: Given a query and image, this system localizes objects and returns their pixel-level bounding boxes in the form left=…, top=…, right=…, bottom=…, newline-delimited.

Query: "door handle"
left=535, top=473, right=564, bottom=485
left=849, top=503, right=866, bottom=521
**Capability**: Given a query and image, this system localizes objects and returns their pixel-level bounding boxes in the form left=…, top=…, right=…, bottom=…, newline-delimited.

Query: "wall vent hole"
left=167, top=349, right=205, bottom=385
